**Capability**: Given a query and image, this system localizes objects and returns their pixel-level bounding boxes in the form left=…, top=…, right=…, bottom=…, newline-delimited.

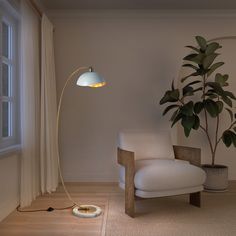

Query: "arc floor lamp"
left=56, top=66, right=106, bottom=218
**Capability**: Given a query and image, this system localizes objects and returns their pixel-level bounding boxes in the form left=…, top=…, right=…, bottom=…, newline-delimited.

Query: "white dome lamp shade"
left=76, top=67, right=106, bottom=88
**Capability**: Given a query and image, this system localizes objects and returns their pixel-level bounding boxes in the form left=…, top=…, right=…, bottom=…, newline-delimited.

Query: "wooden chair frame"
left=117, top=145, right=201, bottom=217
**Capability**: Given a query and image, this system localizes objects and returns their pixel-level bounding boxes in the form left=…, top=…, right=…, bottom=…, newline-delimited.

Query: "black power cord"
left=17, top=204, right=76, bottom=213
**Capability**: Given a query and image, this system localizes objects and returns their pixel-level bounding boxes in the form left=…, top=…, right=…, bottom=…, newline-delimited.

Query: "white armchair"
left=117, top=130, right=206, bottom=217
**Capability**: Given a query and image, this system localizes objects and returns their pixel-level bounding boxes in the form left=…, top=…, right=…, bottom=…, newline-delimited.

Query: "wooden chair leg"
left=190, top=192, right=201, bottom=207
left=125, top=187, right=135, bottom=217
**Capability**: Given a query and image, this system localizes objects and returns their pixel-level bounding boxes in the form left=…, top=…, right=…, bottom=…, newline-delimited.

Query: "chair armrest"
left=117, top=148, right=135, bottom=216
left=117, top=147, right=134, bottom=166
left=117, top=148, right=135, bottom=183
left=173, top=145, right=201, bottom=167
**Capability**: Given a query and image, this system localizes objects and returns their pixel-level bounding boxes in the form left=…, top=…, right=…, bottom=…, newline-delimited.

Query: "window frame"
left=0, top=6, right=20, bottom=151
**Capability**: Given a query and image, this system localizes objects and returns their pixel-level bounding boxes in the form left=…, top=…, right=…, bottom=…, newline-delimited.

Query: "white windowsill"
left=0, top=144, right=21, bottom=158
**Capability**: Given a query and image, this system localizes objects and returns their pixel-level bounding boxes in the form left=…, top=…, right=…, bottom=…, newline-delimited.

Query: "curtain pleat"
left=40, top=14, right=58, bottom=194
left=20, top=0, right=40, bottom=207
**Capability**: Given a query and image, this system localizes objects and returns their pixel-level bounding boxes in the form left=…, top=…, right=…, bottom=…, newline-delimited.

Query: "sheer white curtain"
left=20, top=2, right=58, bottom=207
left=40, top=14, right=58, bottom=194
left=20, top=0, right=40, bottom=207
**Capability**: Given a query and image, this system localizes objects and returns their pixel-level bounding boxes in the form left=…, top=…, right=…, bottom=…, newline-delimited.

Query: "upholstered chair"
left=117, top=130, right=206, bottom=217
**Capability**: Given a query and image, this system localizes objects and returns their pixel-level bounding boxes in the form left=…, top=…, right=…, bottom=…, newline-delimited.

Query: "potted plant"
left=159, top=36, right=236, bottom=192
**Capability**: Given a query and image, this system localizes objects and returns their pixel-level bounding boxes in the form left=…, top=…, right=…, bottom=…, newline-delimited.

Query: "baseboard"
left=63, top=171, right=119, bottom=182
left=62, top=182, right=118, bottom=185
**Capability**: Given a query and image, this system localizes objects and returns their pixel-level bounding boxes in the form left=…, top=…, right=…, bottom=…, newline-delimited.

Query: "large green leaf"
left=170, top=109, right=179, bottom=122
left=181, top=115, right=195, bottom=129
left=181, top=71, right=201, bottom=83
left=182, top=64, right=199, bottom=70
left=196, top=36, right=207, bottom=51
left=203, top=53, right=219, bottom=69
left=180, top=101, right=194, bottom=116
left=184, top=127, right=191, bottom=137
left=225, top=108, right=233, bottom=122
left=206, top=82, right=224, bottom=96
left=183, top=53, right=198, bottom=61
left=163, top=105, right=180, bottom=116
left=183, top=53, right=205, bottom=65
left=185, top=46, right=201, bottom=53
left=222, top=130, right=232, bottom=147
left=216, top=101, right=223, bottom=113
left=223, top=74, right=229, bottom=81
left=193, top=87, right=203, bottom=93
left=183, top=86, right=194, bottom=97
left=181, top=115, right=196, bottom=137
left=160, top=89, right=180, bottom=104
left=231, top=132, right=236, bottom=147
left=205, top=93, right=218, bottom=99
left=193, top=115, right=200, bottom=130
left=222, top=95, right=232, bottom=107
left=215, top=73, right=229, bottom=87
left=184, top=80, right=201, bottom=87
left=222, top=130, right=236, bottom=148
left=160, top=91, right=171, bottom=105
left=194, top=102, right=204, bottom=114
left=170, top=89, right=180, bottom=100
left=224, top=91, right=236, bottom=100
left=171, top=113, right=183, bottom=127
left=204, top=99, right=219, bottom=117
left=171, top=80, right=175, bottom=91
left=205, top=42, right=221, bottom=55
left=192, top=54, right=205, bottom=64
left=182, top=81, right=202, bottom=97
left=207, top=62, right=224, bottom=77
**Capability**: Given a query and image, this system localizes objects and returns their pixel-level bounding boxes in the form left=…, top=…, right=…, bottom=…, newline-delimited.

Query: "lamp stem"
left=207, top=36, right=236, bottom=43
left=56, top=66, right=89, bottom=207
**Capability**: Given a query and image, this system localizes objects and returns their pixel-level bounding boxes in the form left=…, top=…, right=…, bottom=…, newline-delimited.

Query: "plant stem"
left=202, top=74, right=215, bottom=164
left=211, top=97, right=221, bottom=166
left=200, top=120, right=214, bottom=159
left=212, top=114, right=220, bottom=165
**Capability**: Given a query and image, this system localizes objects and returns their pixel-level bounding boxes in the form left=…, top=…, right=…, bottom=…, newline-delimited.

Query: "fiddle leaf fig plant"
left=160, top=36, right=236, bottom=166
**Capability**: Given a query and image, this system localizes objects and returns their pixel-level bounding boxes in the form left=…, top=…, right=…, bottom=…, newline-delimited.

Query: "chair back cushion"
left=118, top=130, right=175, bottom=160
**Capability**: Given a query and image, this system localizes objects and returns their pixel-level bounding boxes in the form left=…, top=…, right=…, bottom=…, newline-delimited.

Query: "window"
left=0, top=5, right=19, bottom=151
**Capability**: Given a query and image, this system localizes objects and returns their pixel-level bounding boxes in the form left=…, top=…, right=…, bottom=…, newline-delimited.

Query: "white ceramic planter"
left=202, top=164, right=228, bottom=192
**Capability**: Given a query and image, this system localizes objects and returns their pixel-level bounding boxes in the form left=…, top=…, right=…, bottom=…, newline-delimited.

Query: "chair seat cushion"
left=119, top=159, right=206, bottom=192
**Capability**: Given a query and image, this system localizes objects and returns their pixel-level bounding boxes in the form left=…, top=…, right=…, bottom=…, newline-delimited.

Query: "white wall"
left=0, top=154, right=20, bottom=221
left=0, top=0, right=20, bottom=222
left=50, top=10, right=236, bottom=181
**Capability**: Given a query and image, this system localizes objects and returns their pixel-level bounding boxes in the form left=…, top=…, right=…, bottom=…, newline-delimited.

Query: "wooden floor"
left=0, top=183, right=120, bottom=236
left=1, top=182, right=236, bottom=236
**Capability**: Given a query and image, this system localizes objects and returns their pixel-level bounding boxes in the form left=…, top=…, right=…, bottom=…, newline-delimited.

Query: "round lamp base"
left=72, top=205, right=102, bottom=218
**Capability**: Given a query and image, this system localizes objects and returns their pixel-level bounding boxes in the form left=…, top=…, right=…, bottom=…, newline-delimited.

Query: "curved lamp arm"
left=208, top=36, right=236, bottom=42
left=56, top=66, right=89, bottom=139
left=56, top=66, right=90, bottom=206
